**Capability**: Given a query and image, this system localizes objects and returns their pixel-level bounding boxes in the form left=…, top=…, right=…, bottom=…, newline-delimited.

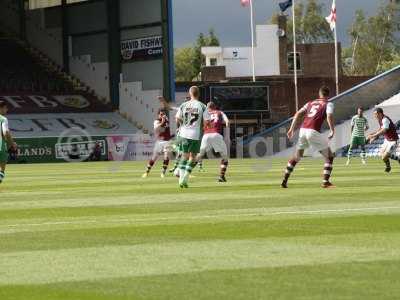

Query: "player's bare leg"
left=281, top=149, right=304, bottom=188
left=142, top=154, right=158, bottom=178
left=218, top=153, right=229, bottom=182
left=320, top=148, right=335, bottom=188
left=161, top=151, right=170, bottom=178
left=382, top=151, right=392, bottom=173
left=0, top=163, right=6, bottom=183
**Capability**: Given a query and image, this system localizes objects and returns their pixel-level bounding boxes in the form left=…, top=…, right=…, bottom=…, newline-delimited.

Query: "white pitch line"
left=2, top=205, right=400, bottom=230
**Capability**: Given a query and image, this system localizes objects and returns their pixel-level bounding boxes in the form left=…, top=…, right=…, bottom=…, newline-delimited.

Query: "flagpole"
left=292, top=0, right=299, bottom=110
left=334, top=18, right=339, bottom=95
left=250, top=0, right=256, bottom=82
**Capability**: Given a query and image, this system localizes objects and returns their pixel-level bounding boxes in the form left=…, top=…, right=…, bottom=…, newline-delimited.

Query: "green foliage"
left=174, top=47, right=198, bottom=82
left=270, top=0, right=333, bottom=44
left=175, top=29, right=220, bottom=82
left=343, top=2, right=400, bottom=75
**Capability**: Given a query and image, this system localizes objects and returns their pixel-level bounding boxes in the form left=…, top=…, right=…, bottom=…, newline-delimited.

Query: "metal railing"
left=243, top=65, right=400, bottom=155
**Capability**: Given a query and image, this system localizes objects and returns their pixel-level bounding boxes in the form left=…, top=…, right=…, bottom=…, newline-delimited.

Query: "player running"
left=346, top=107, right=369, bottom=165
left=175, top=86, right=210, bottom=188
left=142, top=108, right=173, bottom=178
left=196, top=102, right=230, bottom=182
left=0, top=101, right=17, bottom=183
left=281, top=86, right=335, bottom=189
left=367, top=107, right=400, bottom=173
left=157, top=95, right=184, bottom=174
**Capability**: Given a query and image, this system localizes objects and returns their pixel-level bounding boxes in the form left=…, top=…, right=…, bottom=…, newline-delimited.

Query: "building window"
left=287, top=52, right=302, bottom=71
left=210, top=58, right=218, bottom=66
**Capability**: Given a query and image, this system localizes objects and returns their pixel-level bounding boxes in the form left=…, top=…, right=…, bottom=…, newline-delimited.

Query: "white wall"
left=119, top=81, right=162, bottom=133
left=69, top=55, right=110, bottom=102
left=203, top=25, right=280, bottom=78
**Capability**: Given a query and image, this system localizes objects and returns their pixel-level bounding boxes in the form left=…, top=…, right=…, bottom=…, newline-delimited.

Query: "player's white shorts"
left=380, top=139, right=399, bottom=155
left=153, top=140, right=172, bottom=156
left=297, top=128, right=329, bottom=152
left=200, top=133, right=228, bottom=157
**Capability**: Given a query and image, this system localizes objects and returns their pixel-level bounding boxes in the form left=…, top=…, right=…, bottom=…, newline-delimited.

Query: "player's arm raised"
left=222, top=112, right=230, bottom=128
left=287, top=108, right=306, bottom=139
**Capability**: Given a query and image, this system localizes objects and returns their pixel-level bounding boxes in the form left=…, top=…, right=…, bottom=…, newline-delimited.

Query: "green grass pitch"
left=1, top=158, right=400, bottom=300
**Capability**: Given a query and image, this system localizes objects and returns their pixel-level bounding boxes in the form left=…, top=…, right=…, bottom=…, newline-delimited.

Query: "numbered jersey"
left=204, top=110, right=227, bottom=135
left=176, top=100, right=209, bottom=140
left=154, top=118, right=172, bottom=141
left=300, top=99, right=334, bottom=132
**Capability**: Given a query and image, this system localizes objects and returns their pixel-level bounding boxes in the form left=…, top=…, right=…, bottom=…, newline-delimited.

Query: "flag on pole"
left=325, top=0, right=336, bottom=31
left=240, top=0, right=250, bottom=7
left=279, top=0, right=293, bottom=13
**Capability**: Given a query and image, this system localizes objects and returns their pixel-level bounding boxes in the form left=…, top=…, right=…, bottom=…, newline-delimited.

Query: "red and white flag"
left=325, top=0, right=336, bottom=31
left=240, top=0, right=250, bottom=7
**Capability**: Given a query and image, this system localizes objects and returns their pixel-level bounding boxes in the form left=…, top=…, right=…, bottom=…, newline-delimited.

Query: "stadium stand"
left=0, top=38, right=73, bottom=93
left=0, top=30, right=146, bottom=163
left=243, top=65, right=400, bottom=157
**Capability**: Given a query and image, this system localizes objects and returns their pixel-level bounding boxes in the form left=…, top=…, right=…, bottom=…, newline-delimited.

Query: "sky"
left=172, top=0, right=383, bottom=48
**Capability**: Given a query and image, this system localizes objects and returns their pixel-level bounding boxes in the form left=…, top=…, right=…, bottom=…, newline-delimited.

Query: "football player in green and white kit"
left=0, top=101, right=17, bottom=183
left=175, top=86, right=210, bottom=188
left=346, top=107, right=369, bottom=165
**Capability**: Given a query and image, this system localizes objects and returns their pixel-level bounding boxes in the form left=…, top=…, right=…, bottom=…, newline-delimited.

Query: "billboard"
left=121, top=36, right=163, bottom=62
left=9, top=113, right=139, bottom=138
left=0, top=94, right=112, bottom=114
left=12, top=136, right=108, bottom=163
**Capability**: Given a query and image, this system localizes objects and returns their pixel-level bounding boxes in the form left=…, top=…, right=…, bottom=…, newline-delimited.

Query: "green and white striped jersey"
left=351, top=115, right=368, bottom=138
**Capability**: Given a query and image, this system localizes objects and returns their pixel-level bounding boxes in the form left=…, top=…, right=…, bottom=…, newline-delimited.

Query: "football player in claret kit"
left=367, top=107, right=400, bottom=173
left=142, top=108, right=173, bottom=178
left=175, top=86, right=210, bottom=188
left=0, top=101, right=17, bottom=183
left=346, top=107, right=369, bottom=165
left=281, top=86, right=336, bottom=189
left=196, top=102, right=230, bottom=182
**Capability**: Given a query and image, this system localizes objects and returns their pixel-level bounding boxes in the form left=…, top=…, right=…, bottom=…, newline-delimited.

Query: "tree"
left=174, top=47, right=197, bottom=82
left=269, top=0, right=333, bottom=44
left=174, top=29, right=220, bottom=81
left=343, top=1, right=400, bottom=75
